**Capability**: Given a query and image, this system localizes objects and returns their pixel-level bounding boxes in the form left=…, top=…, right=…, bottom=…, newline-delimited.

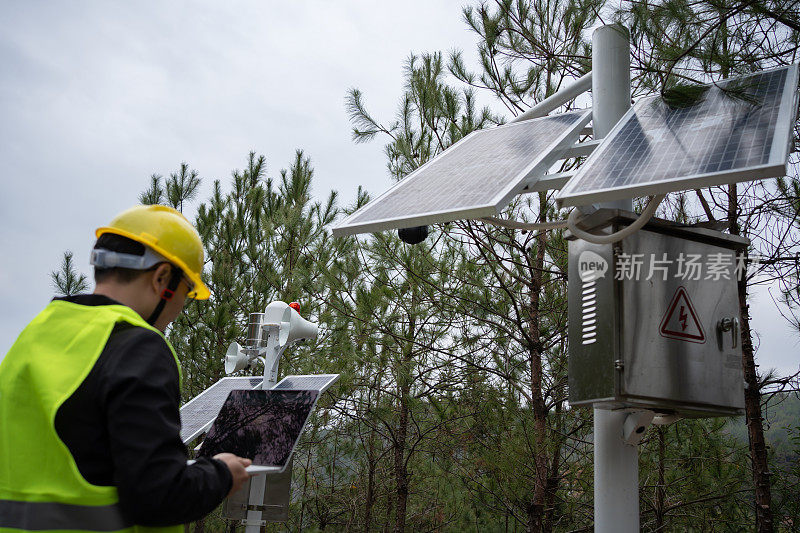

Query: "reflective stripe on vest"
left=0, top=499, right=131, bottom=532
left=0, top=300, right=183, bottom=533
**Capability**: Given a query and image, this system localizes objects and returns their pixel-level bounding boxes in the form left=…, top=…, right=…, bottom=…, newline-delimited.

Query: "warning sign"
left=659, top=286, right=706, bottom=343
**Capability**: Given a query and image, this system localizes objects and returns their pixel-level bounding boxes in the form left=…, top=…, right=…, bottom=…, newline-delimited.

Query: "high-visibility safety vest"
left=0, top=299, right=184, bottom=532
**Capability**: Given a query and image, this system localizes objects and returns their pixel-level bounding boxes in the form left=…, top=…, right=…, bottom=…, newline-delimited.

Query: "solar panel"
left=557, top=64, right=799, bottom=207
left=332, top=110, right=592, bottom=236
left=272, top=374, right=339, bottom=393
left=180, top=376, right=263, bottom=443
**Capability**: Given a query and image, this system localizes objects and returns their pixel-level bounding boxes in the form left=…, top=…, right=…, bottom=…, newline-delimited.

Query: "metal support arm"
left=511, top=72, right=592, bottom=123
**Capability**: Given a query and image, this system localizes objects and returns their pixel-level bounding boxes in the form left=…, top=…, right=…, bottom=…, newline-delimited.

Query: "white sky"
left=1, top=1, right=798, bottom=378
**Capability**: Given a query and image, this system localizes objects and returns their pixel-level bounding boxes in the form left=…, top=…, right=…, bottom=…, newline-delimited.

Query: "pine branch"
left=748, top=2, right=800, bottom=33
left=139, top=174, right=165, bottom=205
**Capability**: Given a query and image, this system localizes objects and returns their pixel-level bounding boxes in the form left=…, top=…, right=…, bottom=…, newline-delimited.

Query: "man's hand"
left=213, top=453, right=253, bottom=497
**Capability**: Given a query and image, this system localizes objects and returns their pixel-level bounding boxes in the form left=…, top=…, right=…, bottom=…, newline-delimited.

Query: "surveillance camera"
left=398, top=225, right=429, bottom=245
left=652, top=413, right=682, bottom=426
left=622, top=410, right=654, bottom=446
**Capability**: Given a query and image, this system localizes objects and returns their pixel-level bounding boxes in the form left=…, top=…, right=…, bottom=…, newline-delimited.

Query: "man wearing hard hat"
left=0, top=205, right=251, bottom=532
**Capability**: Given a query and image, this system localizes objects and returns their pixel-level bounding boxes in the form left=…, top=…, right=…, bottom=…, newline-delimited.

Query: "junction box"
left=568, top=209, right=748, bottom=417
left=223, top=461, right=292, bottom=523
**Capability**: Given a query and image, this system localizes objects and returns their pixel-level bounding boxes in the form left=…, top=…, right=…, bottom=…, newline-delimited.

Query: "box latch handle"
left=717, top=317, right=739, bottom=349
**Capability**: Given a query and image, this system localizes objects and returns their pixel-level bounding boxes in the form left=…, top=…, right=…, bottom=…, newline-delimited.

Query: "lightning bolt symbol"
left=679, top=306, right=688, bottom=330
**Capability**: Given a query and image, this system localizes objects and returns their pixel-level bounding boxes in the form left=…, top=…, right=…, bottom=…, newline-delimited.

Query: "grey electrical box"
left=568, top=210, right=748, bottom=417
left=224, top=460, right=292, bottom=523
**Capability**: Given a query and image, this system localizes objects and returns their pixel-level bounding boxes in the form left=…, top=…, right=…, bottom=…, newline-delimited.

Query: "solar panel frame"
left=556, top=64, right=799, bottom=208
left=272, top=374, right=340, bottom=393
left=332, top=110, right=592, bottom=236
left=179, top=376, right=263, bottom=444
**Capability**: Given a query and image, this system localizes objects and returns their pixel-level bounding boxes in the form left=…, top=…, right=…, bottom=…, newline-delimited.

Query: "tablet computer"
left=197, top=389, right=319, bottom=473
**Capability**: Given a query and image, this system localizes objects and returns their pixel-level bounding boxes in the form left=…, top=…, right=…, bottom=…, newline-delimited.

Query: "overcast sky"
left=1, top=1, right=798, bottom=377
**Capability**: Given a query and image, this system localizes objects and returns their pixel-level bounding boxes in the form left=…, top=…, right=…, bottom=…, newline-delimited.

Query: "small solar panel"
left=272, top=374, right=339, bottom=392
left=557, top=65, right=799, bottom=207
left=179, top=376, right=262, bottom=443
left=332, top=110, right=592, bottom=236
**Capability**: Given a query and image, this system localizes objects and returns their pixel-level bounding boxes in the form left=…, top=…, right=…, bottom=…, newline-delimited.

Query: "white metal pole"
left=244, top=331, right=280, bottom=533
left=592, top=24, right=632, bottom=212
left=591, top=24, right=638, bottom=533
left=593, top=409, right=639, bottom=532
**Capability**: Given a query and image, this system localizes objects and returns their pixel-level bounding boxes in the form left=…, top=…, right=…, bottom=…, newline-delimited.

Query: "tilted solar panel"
left=272, top=374, right=339, bottom=393
left=179, top=376, right=263, bottom=443
left=557, top=64, right=799, bottom=207
left=332, top=110, right=592, bottom=236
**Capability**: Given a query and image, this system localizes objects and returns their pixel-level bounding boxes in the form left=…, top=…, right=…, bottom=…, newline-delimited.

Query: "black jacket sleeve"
left=99, top=327, right=232, bottom=526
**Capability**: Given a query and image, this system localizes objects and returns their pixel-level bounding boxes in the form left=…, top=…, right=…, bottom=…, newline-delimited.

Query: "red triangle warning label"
left=659, top=286, right=706, bottom=344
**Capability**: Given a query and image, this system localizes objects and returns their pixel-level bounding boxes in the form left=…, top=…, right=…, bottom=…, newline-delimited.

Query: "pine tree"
left=346, top=35, right=597, bottom=531
left=50, top=250, right=89, bottom=296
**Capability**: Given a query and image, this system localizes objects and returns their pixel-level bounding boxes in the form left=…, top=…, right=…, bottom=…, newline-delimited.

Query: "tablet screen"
left=199, top=389, right=319, bottom=467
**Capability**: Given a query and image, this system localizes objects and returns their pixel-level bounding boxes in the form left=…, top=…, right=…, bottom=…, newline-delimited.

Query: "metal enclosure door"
left=568, top=240, right=619, bottom=404
left=618, top=230, right=744, bottom=415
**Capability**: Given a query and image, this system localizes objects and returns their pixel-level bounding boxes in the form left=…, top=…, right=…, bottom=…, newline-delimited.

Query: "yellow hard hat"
left=95, top=204, right=211, bottom=300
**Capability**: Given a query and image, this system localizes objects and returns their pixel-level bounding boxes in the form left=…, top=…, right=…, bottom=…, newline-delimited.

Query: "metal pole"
left=593, top=409, right=639, bottom=532
left=244, top=331, right=280, bottom=533
left=591, top=24, right=638, bottom=533
left=511, top=71, right=592, bottom=123
left=592, top=24, right=632, bottom=212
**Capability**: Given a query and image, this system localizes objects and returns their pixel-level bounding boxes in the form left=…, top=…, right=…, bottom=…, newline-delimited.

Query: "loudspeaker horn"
left=280, top=307, right=318, bottom=347
left=224, top=341, right=250, bottom=374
